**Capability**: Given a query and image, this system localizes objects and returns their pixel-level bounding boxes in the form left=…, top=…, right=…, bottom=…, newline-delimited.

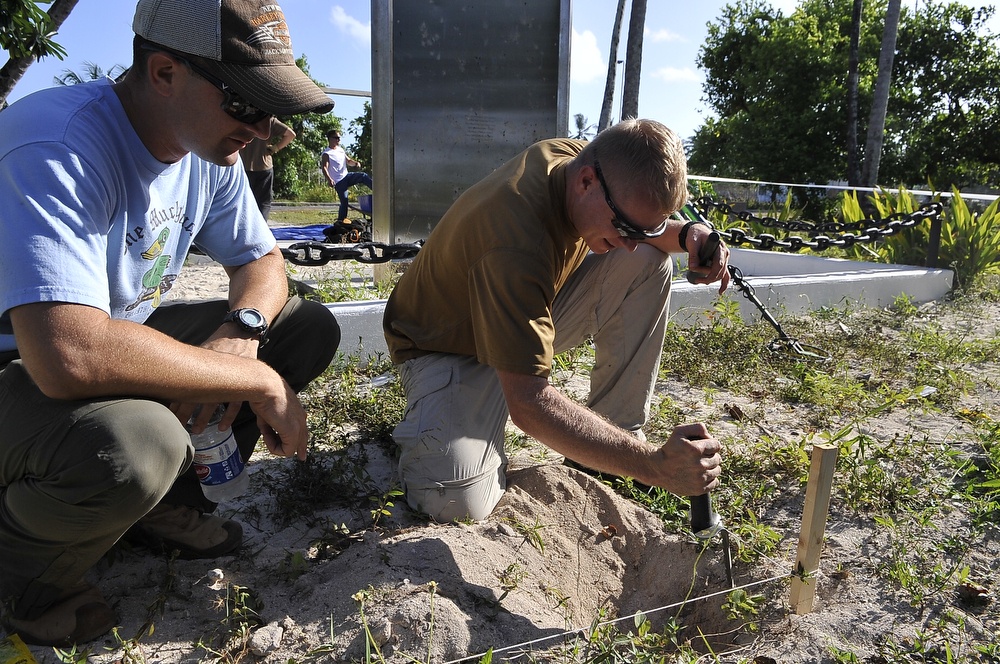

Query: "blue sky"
left=7, top=0, right=999, bottom=143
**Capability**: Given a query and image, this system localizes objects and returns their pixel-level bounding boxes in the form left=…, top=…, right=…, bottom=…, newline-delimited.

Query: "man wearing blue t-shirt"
left=0, top=0, right=340, bottom=647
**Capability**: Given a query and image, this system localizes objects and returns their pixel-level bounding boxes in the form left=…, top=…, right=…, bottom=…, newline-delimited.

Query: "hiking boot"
left=3, top=584, right=116, bottom=647
left=129, top=504, right=242, bottom=559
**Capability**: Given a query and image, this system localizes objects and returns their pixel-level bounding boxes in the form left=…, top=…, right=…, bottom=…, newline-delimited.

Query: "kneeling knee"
left=99, top=401, right=191, bottom=502
left=404, top=470, right=506, bottom=523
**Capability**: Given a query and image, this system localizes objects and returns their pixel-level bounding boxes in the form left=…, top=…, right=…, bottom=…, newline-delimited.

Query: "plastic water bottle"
left=189, top=406, right=249, bottom=501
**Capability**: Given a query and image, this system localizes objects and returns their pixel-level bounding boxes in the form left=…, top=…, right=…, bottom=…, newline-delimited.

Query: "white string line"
left=688, top=174, right=1000, bottom=202
left=440, top=571, right=794, bottom=664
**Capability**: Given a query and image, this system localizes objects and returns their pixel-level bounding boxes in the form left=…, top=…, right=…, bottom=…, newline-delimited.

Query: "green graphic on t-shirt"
left=126, top=231, right=177, bottom=311
left=141, top=227, right=170, bottom=260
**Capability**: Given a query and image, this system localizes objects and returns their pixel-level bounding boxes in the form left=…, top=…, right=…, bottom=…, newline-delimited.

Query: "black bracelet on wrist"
left=678, top=219, right=707, bottom=252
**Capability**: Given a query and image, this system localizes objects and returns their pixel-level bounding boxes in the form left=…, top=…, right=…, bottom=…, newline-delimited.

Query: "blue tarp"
left=270, top=224, right=329, bottom=241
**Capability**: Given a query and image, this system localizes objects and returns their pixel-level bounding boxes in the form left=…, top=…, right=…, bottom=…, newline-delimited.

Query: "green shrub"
left=840, top=187, right=1000, bottom=289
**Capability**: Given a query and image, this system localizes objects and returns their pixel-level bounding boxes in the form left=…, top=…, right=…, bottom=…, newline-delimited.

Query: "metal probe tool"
left=690, top=492, right=734, bottom=588
left=686, top=227, right=734, bottom=587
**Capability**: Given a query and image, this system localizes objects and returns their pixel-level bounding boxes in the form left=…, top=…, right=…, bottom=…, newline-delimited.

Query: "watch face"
left=238, top=309, right=267, bottom=330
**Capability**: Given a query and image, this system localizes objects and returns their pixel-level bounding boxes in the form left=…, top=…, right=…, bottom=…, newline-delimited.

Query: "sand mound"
left=74, top=440, right=737, bottom=663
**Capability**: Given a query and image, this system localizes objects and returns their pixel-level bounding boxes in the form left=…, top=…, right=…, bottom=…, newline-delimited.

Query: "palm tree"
left=861, top=0, right=902, bottom=186
left=846, top=0, right=864, bottom=185
left=572, top=113, right=597, bottom=139
left=0, top=0, right=80, bottom=105
left=54, top=61, right=126, bottom=86
left=599, top=0, right=627, bottom=132
left=621, top=0, right=647, bottom=120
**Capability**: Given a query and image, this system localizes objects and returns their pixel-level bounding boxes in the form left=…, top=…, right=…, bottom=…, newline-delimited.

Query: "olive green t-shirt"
left=383, top=139, right=589, bottom=377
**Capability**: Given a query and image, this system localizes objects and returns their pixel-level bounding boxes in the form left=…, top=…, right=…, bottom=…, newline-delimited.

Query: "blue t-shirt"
left=0, top=79, right=275, bottom=352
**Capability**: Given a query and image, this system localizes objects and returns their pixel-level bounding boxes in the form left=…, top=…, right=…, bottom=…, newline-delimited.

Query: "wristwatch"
left=223, top=308, right=269, bottom=344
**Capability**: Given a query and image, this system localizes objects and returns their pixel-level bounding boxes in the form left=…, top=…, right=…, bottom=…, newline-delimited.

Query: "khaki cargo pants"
left=393, top=244, right=672, bottom=522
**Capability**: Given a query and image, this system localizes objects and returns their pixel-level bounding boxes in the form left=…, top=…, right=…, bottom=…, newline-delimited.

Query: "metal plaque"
left=373, top=0, right=571, bottom=243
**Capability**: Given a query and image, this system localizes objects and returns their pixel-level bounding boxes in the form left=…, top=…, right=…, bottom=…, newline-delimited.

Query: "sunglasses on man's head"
left=593, top=154, right=668, bottom=240
left=141, top=44, right=272, bottom=125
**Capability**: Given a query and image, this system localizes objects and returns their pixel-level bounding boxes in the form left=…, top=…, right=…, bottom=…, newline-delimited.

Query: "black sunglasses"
left=141, top=44, right=272, bottom=125
left=593, top=155, right=668, bottom=240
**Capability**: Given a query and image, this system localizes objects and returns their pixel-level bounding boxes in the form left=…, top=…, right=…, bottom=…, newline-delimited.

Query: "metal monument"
left=371, top=0, right=571, bottom=243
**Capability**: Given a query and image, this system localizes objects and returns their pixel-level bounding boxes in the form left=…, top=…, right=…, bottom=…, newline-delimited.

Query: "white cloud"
left=650, top=66, right=701, bottom=83
left=646, top=27, right=684, bottom=43
left=330, top=5, right=371, bottom=45
left=570, top=28, right=606, bottom=84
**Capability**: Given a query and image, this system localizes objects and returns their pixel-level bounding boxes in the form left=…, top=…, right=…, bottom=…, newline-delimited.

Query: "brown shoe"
left=3, top=584, right=116, bottom=647
left=129, top=504, right=243, bottom=559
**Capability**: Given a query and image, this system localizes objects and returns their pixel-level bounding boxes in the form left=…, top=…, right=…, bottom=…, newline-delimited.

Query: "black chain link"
left=280, top=199, right=942, bottom=267
left=281, top=241, right=423, bottom=266
left=684, top=197, right=946, bottom=361
left=278, top=200, right=941, bottom=363
left=692, top=197, right=943, bottom=252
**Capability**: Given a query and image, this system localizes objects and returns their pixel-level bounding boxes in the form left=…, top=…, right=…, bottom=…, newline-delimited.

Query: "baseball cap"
left=132, top=0, right=334, bottom=116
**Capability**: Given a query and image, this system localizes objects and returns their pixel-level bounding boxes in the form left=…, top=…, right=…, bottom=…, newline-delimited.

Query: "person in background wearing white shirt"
left=320, top=129, right=373, bottom=223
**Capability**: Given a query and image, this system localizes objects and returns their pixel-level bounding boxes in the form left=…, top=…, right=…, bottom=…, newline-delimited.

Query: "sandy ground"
left=5, top=257, right=1000, bottom=663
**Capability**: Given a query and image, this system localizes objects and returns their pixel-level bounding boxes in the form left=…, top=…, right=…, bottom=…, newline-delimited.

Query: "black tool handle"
left=687, top=430, right=722, bottom=534
left=690, top=493, right=720, bottom=534
left=686, top=230, right=721, bottom=284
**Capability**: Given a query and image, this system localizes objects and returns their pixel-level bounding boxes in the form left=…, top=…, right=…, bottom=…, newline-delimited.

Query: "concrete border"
left=327, top=248, right=954, bottom=360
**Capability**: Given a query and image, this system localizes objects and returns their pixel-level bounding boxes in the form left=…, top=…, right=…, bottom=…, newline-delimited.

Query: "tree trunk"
left=0, top=0, right=80, bottom=106
left=860, top=0, right=901, bottom=187
left=599, top=0, right=627, bottom=132
left=621, top=0, right=647, bottom=120
left=846, top=0, right=864, bottom=185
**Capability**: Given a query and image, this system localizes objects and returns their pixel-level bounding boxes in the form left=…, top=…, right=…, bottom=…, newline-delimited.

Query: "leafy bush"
left=841, top=187, right=1000, bottom=289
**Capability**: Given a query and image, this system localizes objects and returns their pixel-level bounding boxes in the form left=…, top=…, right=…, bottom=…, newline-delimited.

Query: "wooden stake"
left=789, top=443, right=839, bottom=614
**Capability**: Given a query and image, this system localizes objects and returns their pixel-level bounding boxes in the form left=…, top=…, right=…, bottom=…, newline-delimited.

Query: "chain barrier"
left=684, top=198, right=944, bottom=362
left=280, top=240, right=423, bottom=266
left=280, top=200, right=943, bottom=361
left=691, top=197, right=944, bottom=253
left=280, top=199, right=942, bottom=265
left=727, top=265, right=832, bottom=363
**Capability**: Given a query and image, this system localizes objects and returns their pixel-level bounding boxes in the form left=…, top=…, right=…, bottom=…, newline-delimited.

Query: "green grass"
left=517, top=277, right=1000, bottom=661
left=269, top=202, right=370, bottom=227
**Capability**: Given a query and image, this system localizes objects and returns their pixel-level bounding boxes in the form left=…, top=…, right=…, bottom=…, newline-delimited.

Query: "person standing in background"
left=320, top=129, right=373, bottom=223
left=240, top=117, right=296, bottom=220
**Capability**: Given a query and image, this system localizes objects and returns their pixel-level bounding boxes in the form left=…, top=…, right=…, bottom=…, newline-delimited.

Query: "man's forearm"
left=223, top=247, right=289, bottom=323
left=12, top=302, right=286, bottom=405
left=497, top=369, right=722, bottom=496
left=499, top=372, right=655, bottom=479
left=14, top=301, right=309, bottom=459
left=643, top=218, right=688, bottom=255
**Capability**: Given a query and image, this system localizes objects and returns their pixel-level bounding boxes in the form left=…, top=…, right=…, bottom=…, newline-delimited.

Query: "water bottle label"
left=192, top=431, right=245, bottom=486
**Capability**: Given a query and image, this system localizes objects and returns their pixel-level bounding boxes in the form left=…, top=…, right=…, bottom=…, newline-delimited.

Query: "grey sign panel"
left=373, top=0, right=570, bottom=243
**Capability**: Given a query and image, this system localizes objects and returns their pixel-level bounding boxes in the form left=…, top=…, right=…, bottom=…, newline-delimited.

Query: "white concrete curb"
left=327, top=248, right=954, bottom=361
